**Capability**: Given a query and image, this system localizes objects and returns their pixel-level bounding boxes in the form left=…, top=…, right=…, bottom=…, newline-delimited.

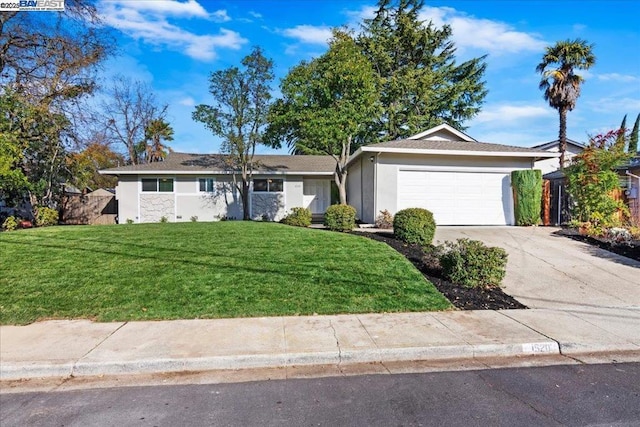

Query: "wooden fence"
left=61, top=193, right=117, bottom=225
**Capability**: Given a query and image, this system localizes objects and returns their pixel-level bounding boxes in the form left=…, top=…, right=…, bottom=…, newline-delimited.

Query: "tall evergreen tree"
left=616, top=114, right=627, bottom=150
left=357, top=0, right=487, bottom=141
left=629, top=113, right=639, bottom=155
left=537, top=39, right=595, bottom=169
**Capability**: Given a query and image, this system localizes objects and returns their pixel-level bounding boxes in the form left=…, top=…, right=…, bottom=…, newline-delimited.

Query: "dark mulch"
left=554, top=229, right=640, bottom=262
left=356, top=231, right=527, bottom=311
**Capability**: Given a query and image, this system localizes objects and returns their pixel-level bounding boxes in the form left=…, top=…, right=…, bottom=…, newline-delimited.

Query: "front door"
left=303, top=179, right=330, bottom=214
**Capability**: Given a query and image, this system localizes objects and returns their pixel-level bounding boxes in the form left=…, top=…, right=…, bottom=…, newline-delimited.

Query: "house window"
left=141, top=178, right=173, bottom=192
left=253, top=178, right=283, bottom=192
left=199, top=178, right=215, bottom=192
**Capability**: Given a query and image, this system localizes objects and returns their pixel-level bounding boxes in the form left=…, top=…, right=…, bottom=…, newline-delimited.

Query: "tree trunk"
left=241, top=179, right=250, bottom=220
left=334, top=154, right=348, bottom=205
left=558, top=107, right=567, bottom=170
left=337, top=176, right=347, bottom=205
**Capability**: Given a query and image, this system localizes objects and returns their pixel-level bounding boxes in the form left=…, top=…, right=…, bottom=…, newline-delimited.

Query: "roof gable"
left=408, top=123, right=477, bottom=142
left=531, top=139, right=586, bottom=151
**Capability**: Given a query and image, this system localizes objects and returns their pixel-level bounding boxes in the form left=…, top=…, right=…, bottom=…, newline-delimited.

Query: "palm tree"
left=142, top=119, right=174, bottom=163
left=537, top=39, right=595, bottom=169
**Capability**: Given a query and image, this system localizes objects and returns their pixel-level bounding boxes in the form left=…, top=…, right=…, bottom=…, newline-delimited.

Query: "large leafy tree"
left=193, top=47, right=274, bottom=220
left=266, top=30, right=379, bottom=204
left=566, top=130, right=630, bottom=227
left=357, top=0, right=487, bottom=141
left=66, top=140, right=124, bottom=190
left=537, top=39, right=595, bottom=169
left=0, top=1, right=111, bottom=215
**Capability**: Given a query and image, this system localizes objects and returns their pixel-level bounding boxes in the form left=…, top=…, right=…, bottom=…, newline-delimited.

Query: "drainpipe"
left=372, top=152, right=381, bottom=224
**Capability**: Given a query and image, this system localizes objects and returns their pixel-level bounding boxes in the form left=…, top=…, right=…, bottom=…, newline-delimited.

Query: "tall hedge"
left=511, top=169, right=542, bottom=226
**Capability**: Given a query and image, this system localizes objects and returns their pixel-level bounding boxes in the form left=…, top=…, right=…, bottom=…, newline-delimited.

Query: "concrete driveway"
left=433, top=226, right=640, bottom=311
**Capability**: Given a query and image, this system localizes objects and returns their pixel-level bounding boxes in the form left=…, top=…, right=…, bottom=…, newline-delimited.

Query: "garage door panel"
left=397, top=170, right=513, bottom=225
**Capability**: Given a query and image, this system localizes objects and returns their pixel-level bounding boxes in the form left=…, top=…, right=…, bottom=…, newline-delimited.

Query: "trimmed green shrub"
left=2, top=216, right=19, bottom=231
left=35, top=207, right=58, bottom=227
left=437, top=239, right=508, bottom=288
left=393, top=208, right=436, bottom=245
left=281, top=207, right=312, bottom=227
left=324, top=204, right=356, bottom=232
left=511, top=169, right=542, bottom=226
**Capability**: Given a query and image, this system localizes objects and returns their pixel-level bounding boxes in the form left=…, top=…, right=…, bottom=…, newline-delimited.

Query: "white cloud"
left=98, top=1, right=247, bottom=61
left=178, top=96, right=196, bottom=107
left=249, top=11, right=263, bottom=19
left=419, top=6, right=546, bottom=55
left=212, top=9, right=231, bottom=23
left=281, top=25, right=333, bottom=45
left=587, top=96, right=640, bottom=113
left=343, top=5, right=376, bottom=27
left=595, top=73, right=640, bottom=83
left=110, top=0, right=209, bottom=18
left=471, top=104, right=554, bottom=124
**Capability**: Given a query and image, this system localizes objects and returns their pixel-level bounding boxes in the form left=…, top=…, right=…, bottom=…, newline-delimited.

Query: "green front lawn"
left=0, top=222, right=451, bottom=324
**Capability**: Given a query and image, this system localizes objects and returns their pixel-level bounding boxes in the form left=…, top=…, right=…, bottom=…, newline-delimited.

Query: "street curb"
left=0, top=340, right=560, bottom=381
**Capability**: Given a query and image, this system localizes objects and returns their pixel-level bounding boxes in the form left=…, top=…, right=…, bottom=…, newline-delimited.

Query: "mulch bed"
left=355, top=231, right=527, bottom=311
left=554, top=229, right=640, bottom=262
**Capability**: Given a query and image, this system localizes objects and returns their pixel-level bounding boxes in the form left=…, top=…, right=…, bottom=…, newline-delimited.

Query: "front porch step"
left=311, top=213, right=324, bottom=224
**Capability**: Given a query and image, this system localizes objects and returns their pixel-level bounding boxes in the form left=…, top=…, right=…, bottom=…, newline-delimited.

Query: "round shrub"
left=324, top=204, right=356, bottom=232
left=2, top=215, right=19, bottom=231
left=437, top=239, right=508, bottom=288
left=281, top=207, right=312, bottom=227
left=393, top=208, right=436, bottom=245
left=35, top=207, right=59, bottom=227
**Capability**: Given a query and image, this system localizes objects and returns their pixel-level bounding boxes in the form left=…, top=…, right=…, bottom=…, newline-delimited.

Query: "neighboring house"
left=100, top=154, right=336, bottom=223
left=101, top=124, right=558, bottom=226
left=531, top=139, right=586, bottom=175
left=618, top=157, right=640, bottom=224
left=347, top=124, right=558, bottom=225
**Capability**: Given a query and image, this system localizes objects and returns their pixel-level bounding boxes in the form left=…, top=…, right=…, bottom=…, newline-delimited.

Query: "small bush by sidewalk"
left=436, top=239, right=508, bottom=288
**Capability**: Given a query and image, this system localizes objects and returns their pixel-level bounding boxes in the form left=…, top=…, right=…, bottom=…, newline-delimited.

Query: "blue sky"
left=95, top=0, right=640, bottom=154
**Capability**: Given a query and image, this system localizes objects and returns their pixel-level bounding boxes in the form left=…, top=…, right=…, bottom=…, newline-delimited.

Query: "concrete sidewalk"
left=2, top=226, right=639, bottom=387
left=2, top=307, right=639, bottom=383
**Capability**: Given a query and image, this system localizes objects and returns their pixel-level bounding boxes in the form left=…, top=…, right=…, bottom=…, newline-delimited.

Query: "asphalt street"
left=2, top=363, right=639, bottom=426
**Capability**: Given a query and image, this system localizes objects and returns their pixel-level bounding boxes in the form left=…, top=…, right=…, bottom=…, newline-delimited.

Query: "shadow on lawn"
left=2, top=235, right=427, bottom=293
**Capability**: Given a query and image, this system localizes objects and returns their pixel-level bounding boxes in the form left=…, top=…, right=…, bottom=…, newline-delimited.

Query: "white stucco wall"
left=534, top=145, right=583, bottom=175
left=115, top=174, right=322, bottom=223
left=370, top=153, right=534, bottom=224
left=346, top=157, right=375, bottom=223
left=346, top=159, right=362, bottom=218
left=114, top=176, right=138, bottom=223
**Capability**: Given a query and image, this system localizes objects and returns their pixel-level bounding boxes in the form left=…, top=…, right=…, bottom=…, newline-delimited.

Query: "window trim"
left=140, top=177, right=174, bottom=193
left=198, top=177, right=216, bottom=193
left=253, top=178, right=284, bottom=193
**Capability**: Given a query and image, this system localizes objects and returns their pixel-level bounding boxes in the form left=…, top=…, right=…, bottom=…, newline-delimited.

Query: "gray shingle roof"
left=101, top=153, right=336, bottom=175
left=365, top=139, right=551, bottom=153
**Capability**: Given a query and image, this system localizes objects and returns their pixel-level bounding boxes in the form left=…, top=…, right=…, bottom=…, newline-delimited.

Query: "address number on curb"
left=522, top=342, right=558, bottom=354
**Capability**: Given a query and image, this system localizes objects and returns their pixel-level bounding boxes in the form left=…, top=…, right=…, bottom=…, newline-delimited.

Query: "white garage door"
left=397, top=170, right=513, bottom=225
